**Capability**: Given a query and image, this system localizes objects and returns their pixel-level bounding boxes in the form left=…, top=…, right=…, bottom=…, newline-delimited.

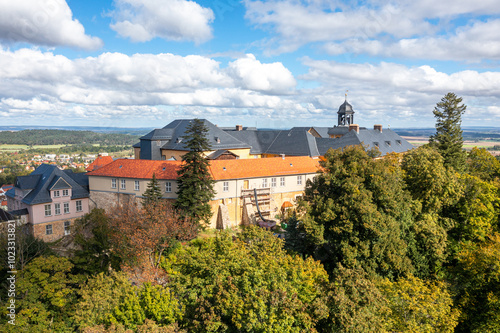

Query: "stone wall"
left=32, top=218, right=76, bottom=242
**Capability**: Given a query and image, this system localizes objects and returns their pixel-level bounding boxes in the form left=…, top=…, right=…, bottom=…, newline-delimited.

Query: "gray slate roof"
left=316, top=128, right=414, bottom=156
left=228, top=129, right=321, bottom=157
left=0, top=209, right=15, bottom=222
left=6, top=164, right=89, bottom=205
left=145, top=119, right=250, bottom=150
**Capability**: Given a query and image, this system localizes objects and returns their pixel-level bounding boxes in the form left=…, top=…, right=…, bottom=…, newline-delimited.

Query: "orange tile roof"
left=87, top=159, right=182, bottom=179
left=88, top=156, right=321, bottom=181
left=86, top=155, right=114, bottom=172
left=209, top=156, right=321, bottom=180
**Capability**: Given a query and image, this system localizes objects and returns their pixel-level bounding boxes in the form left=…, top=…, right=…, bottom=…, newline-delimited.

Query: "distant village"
left=2, top=99, right=414, bottom=241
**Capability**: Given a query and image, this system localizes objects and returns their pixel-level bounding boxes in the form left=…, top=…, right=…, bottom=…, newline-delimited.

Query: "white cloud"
left=110, top=0, right=214, bottom=44
left=0, top=0, right=102, bottom=50
left=244, top=0, right=500, bottom=61
left=226, top=54, right=296, bottom=94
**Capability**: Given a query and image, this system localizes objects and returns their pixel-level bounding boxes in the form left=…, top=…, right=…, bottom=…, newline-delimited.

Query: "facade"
left=6, top=164, right=90, bottom=242
left=87, top=156, right=321, bottom=228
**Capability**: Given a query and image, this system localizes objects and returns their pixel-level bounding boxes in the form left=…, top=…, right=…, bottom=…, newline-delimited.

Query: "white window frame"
left=134, top=180, right=140, bottom=191
left=76, top=200, right=82, bottom=212
left=297, top=175, right=303, bottom=185
left=54, top=203, right=61, bottom=215
left=111, top=178, right=117, bottom=189
left=280, top=177, right=285, bottom=187
left=44, top=204, right=51, bottom=217
left=165, top=181, right=172, bottom=193
left=62, top=189, right=69, bottom=196
left=121, top=179, right=126, bottom=190
left=53, top=190, right=60, bottom=197
left=46, top=224, right=53, bottom=235
left=271, top=178, right=277, bottom=188
left=63, top=202, right=70, bottom=214
left=262, top=178, right=268, bottom=188
left=64, top=221, right=71, bottom=235
left=223, top=181, right=229, bottom=192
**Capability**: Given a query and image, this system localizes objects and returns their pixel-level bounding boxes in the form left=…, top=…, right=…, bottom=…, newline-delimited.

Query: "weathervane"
left=345, top=90, right=348, bottom=101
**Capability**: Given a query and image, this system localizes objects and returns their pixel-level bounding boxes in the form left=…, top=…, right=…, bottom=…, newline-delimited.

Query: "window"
left=64, top=221, right=71, bottom=235
left=385, top=141, right=391, bottom=147
left=165, top=182, right=172, bottom=193
left=280, top=177, right=285, bottom=187
left=44, top=204, right=51, bottom=216
left=121, top=179, right=126, bottom=190
left=396, top=140, right=402, bottom=145
left=46, top=224, right=53, bottom=235
left=262, top=178, right=268, bottom=188
left=297, top=175, right=303, bottom=185
left=223, top=181, right=229, bottom=192
left=111, top=178, right=117, bottom=189
left=54, top=203, right=61, bottom=215
left=63, top=189, right=69, bottom=196
left=135, top=180, right=140, bottom=191
left=64, top=202, right=70, bottom=214
left=373, top=142, right=379, bottom=147
left=271, top=178, right=277, bottom=188
left=76, top=200, right=82, bottom=212
left=53, top=190, right=60, bottom=197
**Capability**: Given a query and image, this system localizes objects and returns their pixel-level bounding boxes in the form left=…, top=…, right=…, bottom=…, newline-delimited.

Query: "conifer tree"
left=429, top=92, right=467, bottom=171
left=142, top=173, right=162, bottom=206
left=174, top=119, right=215, bottom=227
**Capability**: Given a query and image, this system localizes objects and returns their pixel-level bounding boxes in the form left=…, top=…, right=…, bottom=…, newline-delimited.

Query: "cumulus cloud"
left=0, top=0, right=102, bottom=50
left=110, top=0, right=214, bottom=43
left=0, top=48, right=303, bottom=126
left=300, top=58, right=500, bottom=126
left=244, top=0, right=500, bottom=61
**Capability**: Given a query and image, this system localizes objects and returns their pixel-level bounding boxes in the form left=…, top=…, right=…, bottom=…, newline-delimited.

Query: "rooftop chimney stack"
left=349, top=124, right=360, bottom=134
left=374, top=124, right=382, bottom=132
left=236, top=125, right=243, bottom=131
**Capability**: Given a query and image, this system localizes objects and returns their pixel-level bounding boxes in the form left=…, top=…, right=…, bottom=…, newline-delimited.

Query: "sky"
left=1, top=0, right=500, bottom=129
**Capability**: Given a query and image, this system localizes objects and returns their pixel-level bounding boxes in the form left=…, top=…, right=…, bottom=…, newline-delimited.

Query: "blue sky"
left=1, top=0, right=500, bottom=129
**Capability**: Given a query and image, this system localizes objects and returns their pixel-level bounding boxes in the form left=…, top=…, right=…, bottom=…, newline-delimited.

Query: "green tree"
left=164, top=226, right=329, bottom=332
left=467, top=147, right=500, bottom=182
left=401, top=146, right=462, bottom=277
left=174, top=119, right=215, bottom=227
left=142, top=173, right=163, bottom=206
left=451, top=233, right=500, bottom=332
left=296, top=146, right=414, bottom=279
left=74, top=271, right=182, bottom=331
left=429, top=92, right=467, bottom=171
left=72, top=208, right=122, bottom=275
left=321, top=265, right=389, bottom=333
left=381, top=275, right=459, bottom=332
left=0, top=256, right=83, bottom=332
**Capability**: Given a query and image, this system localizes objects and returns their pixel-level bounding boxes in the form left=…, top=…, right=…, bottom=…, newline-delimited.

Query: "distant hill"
left=0, top=129, right=141, bottom=146
left=393, top=127, right=500, bottom=139
left=0, top=125, right=151, bottom=136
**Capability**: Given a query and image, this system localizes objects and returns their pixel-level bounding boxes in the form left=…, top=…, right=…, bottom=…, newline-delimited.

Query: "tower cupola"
left=337, top=93, right=354, bottom=126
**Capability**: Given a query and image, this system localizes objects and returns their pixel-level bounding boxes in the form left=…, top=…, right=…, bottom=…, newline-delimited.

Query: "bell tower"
left=337, top=92, right=354, bottom=126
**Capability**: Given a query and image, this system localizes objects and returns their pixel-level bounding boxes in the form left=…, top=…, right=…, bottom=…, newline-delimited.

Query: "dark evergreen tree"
left=429, top=92, right=467, bottom=171
left=142, top=173, right=162, bottom=206
left=174, top=119, right=215, bottom=227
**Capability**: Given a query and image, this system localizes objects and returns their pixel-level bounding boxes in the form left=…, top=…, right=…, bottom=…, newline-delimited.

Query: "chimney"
left=374, top=124, right=382, bottom=132
left=236, top=125, right=243, bottom=131
left=349, top=124, right=359, bottom=134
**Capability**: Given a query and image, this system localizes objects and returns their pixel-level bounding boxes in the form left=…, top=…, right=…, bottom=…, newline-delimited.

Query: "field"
left=403, top=136, right=500, bottom=156
left=0, top=144, right=68, bottom=151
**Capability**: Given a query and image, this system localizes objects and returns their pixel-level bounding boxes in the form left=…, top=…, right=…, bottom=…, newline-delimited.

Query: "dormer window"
left=396, top=140, right=402, bottom=145
left=373, top=142, right=379, bottom=147
left=215, top=137, right=221, bottom=144
left=63, top=189, right=69, bottom=196
left=385, top=141, right=391, bottom=146
left=176, top=138, right=182, bottom=143
left=53, top=190, right=60, bottom=197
